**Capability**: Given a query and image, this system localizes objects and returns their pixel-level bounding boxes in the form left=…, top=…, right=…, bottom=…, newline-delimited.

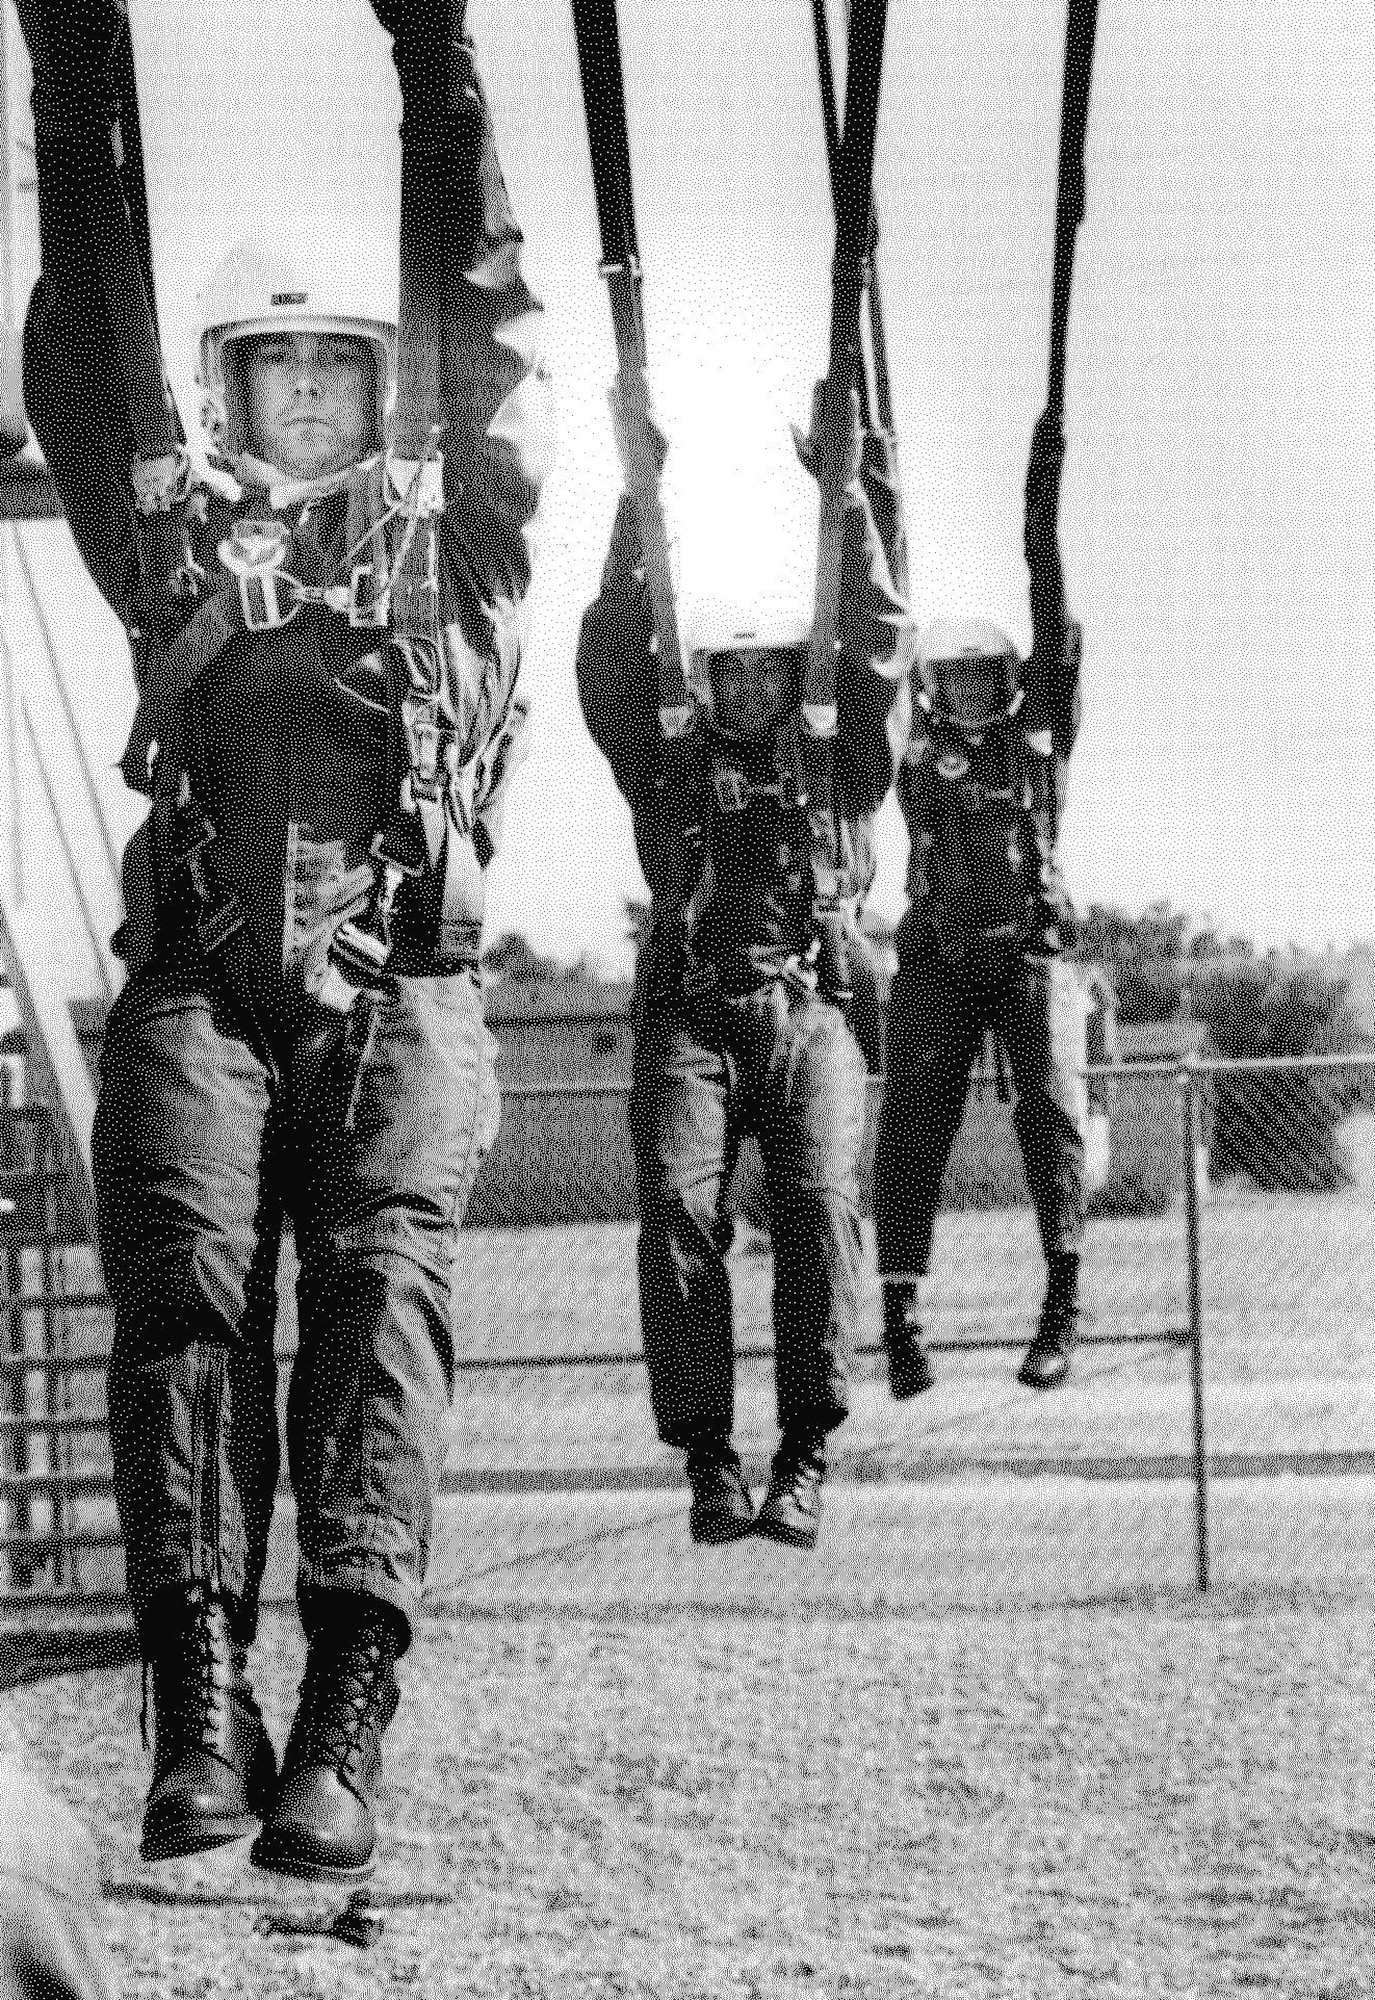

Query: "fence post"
left=1180, top=1059, right=1208, bottom=1592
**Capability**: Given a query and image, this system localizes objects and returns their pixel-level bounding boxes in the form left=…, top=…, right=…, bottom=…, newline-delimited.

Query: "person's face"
left=937, top=656, right=1017, bottom=736
left=240, top=330, right=375, bottom=480
left=706, top=646, right=802, bottom=741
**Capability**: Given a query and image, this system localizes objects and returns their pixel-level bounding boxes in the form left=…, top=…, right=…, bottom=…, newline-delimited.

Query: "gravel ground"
left=7, top=1477, right=1375, bottom=1999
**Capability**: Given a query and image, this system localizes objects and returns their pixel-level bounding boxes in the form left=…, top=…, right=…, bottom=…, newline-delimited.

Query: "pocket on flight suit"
left=331, top=971, right=500, bottom=1273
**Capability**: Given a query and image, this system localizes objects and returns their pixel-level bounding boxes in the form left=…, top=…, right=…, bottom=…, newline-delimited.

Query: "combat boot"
left=753, top=1432, right=826, bottom=1551
left=140, top=1581, right=277, bottom=1862
left=251, top=1596, right=402, bottom=1882
left=1017, top=1252, right=1080, bottom=1391
left=882, top=1281, right=936, bottom=1400
left=685, top=1438, right=755, bottom=1545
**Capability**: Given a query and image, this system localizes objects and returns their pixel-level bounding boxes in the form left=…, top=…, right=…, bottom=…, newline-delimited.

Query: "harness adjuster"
left=712, top=766, right=785, bottom=815
left=680, top=959, right=718, bottom=999
left=328, top=818, right=428, bottom=988
left=406, top=715, right=444, bottom=806
left=168, top=797, right=216, bottom=869
left=385, top=447, right=446, bottom=519
left=347, top=561, right=390, bottom=630
left=131, top=447, right=192, bottom=516
left=166, top=788, right=244, bottom=957
left=236, top=567, right=299, bottom=633
left=195, top=892, right=246, bottom=957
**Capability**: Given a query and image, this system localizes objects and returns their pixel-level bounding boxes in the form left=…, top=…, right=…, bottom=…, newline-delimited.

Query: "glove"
left=607, top=380, right=669, bottom=486
left=1023, top=409, right=1066, bottom=568
left=371, top=0, right=475, bottom=113
left=793, top=378, right=862, bottom=492
left=15, top=0, right=124, bottom=120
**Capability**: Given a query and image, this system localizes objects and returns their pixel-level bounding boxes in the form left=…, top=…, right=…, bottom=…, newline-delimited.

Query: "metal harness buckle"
left=328, top=823, right=426, bottom=989
left=169, top=790, right=244, bottom=956
left=406, top=707, right=444, bottom=807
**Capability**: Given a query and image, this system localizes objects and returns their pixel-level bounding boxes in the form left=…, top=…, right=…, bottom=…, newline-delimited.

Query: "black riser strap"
left=1046, top=0, right=1100, bottom=422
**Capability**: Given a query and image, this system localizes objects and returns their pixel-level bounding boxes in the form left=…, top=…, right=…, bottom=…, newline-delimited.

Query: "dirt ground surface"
left=7, top=1170, right=1375, bottom=1994
left=7, top=1476, right=1375, bottom=2000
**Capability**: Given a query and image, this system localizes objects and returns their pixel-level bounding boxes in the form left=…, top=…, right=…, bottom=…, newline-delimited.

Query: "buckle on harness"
left=168, top=789, right=245, bottom=956
left=327, top=819, right=426, bottom=990
left=131, top=447, right=192, bottom=516
left=237, top=568, right=299, bottom=633
left=347, top=561, right=390, bottom=630
left=168, top=797, right=215, bottom=868
left=217, top=521, right=299, bottom=633
left=713, top=766, right=749, bottom=814
left=406, top=713, right=444, bottom=806
left=711, top=766, right=784, bottom=815
left=195, top=892, right=246, bottom=956
left=385, top=449, right=445, bottom=519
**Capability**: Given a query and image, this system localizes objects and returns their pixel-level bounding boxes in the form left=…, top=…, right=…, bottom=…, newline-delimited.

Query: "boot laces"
left=299, top=1626, right=394, bottom=1778
left=145, top=1591, right=235, bottom=1761
left=772, top=1435, right=825, bottom=1492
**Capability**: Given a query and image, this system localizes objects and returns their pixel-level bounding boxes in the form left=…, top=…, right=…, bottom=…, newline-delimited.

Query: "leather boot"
left=753, top=1433, right=826, bottom=1551
left=685, top=1439, right=755, bottom=1545
left=882, top=1281, right=936, bottom=1400
left=140, top=1582, right=277, bottom=1862
left=251, top=1597, right=402, bottom=1883
left=1017, top=1251, right=1081, bottom=1390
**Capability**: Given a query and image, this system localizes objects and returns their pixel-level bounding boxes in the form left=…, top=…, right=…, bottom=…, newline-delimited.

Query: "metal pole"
left=12, top=529, right=123, bottom=899
left=1180, top=1060, right=1208, bottom=1591
left=1, top=534, right=19, bottom=905
left=19, top=701, right=115, bottom=1002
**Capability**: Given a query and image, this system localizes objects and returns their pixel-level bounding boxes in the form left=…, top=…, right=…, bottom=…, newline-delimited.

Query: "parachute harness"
left=573, top=0, right=892, bottom=1015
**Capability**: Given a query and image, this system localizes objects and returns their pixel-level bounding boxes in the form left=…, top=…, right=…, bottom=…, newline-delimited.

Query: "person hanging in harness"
left=572, top=0, right=906, bottom=1554
left=873, top=414, right=1086, bottom=1395
left=17, top=3, right=553, bottom=1881
left=874, top=0, right=1100, bottom=1401
left=578, top=395, right=909, bottom=1553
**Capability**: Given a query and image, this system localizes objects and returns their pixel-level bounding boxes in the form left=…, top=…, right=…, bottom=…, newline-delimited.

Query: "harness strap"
left=1045, top=0, right=1101, bottom=427
left=810, top=0, right=895, bottom=441
left=322, top=14, right=466, bottom=1012
left=572, top=0, right=709, bottom=985
left=154, top=707, right=277, bottom=1067
left=774, top=0, right=889, bottom=1006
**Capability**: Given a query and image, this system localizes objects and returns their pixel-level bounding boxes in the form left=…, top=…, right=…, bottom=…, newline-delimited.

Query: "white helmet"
left=681, top=588, right=813, bottom=741
left=916, top=616, right=1023, bottom=732
left=195, top=220, right=397, bottom=474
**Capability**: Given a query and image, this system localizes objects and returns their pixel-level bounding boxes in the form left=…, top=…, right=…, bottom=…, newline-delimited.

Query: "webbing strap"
left=781, top=0, right=889, bottom=879
left=804, top=0, right=889, bottom=741
left=570, top=0, right=693, bottom=739
left=810, top=0, right=894, bottom=439
left=572, top=0, right=708, bottom=980
left=323, top=13, right=474, bottom=1010
left=1045, top=0, right=1100, bottom=425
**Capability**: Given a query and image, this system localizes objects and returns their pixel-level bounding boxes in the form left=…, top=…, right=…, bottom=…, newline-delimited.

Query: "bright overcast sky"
left=3, top=0, right=1373, bottom=983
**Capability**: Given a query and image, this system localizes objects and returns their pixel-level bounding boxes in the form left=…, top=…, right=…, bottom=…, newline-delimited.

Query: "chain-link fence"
left=3, top=1050, right=1373, bottom=1618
